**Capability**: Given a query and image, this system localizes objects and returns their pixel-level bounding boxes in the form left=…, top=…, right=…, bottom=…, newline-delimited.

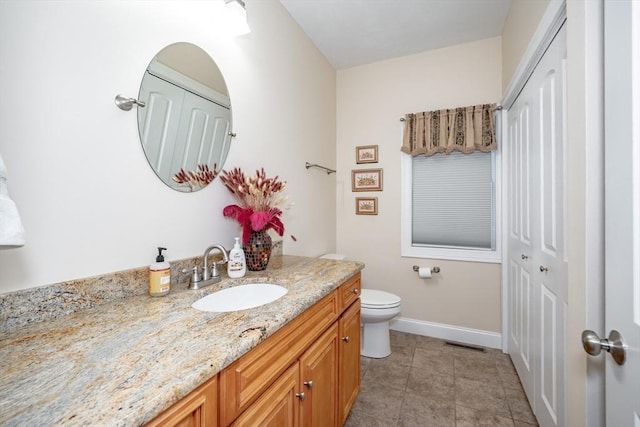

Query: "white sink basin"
left=192, top=283, right=288, bottom=312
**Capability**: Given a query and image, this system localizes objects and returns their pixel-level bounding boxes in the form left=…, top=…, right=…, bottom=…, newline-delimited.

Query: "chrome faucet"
left=203, top=244, right=229, bottom=281
left=183, top=244, right=229, bottom=290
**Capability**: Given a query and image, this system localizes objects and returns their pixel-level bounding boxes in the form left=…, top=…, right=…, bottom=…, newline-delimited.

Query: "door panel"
left=171, top=91, right=231, bottom=178
left=300, top=323, right=338, bottom=427
left=138, top=73, right=184, bottom=181
left=540, top=284, right=558, bottom=423
left=508, top=91, right=535, bottom=404
left=531, top=23, right=567, bottom=427
left=507, top=22, right=567, bottom=427
left=604, top=1, right=640, bottom=424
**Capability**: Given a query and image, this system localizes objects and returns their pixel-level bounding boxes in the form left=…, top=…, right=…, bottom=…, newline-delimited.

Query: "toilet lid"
left=360, top=289, right=401, bottom=308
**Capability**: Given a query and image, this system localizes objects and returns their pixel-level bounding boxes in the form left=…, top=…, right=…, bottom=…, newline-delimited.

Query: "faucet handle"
left=182, top=266, right=202, bottom=284
left=211, top=262, right=221, bottom=278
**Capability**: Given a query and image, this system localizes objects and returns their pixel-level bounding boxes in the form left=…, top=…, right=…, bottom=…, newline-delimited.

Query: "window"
left=401, top=150, right=501, bottom=263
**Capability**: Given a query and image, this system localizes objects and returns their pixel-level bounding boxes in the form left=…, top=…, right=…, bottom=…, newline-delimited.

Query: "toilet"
left=319, top=254, right=402, bottom=359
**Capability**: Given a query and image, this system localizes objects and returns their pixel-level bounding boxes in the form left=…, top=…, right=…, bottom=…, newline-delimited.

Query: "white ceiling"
left=279, top=0, right=511, bottom=70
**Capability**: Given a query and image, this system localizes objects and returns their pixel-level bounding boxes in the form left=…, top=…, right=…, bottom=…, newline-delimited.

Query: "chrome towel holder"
left=305, top=162, right=336, bottom=175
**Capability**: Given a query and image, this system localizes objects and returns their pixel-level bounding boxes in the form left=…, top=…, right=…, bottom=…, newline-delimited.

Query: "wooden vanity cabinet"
left=146, top=375, right=218, bottom=427
left=149, top=272, right=361, bottom=427
left=219, top=290, right=340, bottom=426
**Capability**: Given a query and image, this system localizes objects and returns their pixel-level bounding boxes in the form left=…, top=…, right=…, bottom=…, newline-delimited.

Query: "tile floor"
left=345, top=331, right=539, bottom=427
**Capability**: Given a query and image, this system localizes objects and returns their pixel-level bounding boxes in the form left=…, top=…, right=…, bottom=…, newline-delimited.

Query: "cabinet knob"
left=521, top=254, right=528, bottom=260
left=342, top=336, right=350, bottom=343
left=303, top=380, right=313, bottom=389
left=295, top=391, right=305, bottom=401
left=540, top=265, right=549, bottom=273
left=352, top=288, right=359, bottom=294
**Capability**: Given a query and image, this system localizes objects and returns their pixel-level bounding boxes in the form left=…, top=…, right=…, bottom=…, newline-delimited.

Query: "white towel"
left=0, top=154, right=25, bottom=248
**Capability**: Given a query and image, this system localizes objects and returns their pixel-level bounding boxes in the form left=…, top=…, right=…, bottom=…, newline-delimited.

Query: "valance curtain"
left=401, top=103, right=497, bottom=157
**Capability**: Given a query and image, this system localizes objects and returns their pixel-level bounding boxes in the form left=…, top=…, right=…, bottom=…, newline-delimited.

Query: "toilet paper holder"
left=412, top=265, right=440, bottom=274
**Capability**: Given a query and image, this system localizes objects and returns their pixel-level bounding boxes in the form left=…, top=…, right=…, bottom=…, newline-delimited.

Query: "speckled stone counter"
left=0, top=255, right=364, bottom=427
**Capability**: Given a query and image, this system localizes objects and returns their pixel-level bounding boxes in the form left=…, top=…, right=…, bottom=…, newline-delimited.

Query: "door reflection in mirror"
left=137, top=42, right=233, bottom=192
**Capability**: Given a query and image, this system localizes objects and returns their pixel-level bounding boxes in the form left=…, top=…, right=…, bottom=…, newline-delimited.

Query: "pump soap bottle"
left=227, top=237, right=246, bottom=278
left=149, top=247, right=171, bottom=296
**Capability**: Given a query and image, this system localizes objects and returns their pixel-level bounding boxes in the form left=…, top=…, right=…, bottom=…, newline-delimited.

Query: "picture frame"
left=355, top=197, right=378, bottom=215
left=355, top=145, right=378, bottom=164
left=351, top=168, right=383, bottom=192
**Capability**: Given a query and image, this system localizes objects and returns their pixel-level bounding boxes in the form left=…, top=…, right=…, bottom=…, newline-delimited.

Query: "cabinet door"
left=220, top=292, right=338, bottom=425
left=338, top=301, right=361, bottom=425
left=231, top=363, right=300, bottom=427
left=146, top=376, right=217, bottom=427
left=299, top=323, right=339, bottom=427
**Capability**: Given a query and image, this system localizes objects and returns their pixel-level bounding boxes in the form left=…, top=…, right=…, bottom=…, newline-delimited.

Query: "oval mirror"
left=137, top=42, right=233, bottom=192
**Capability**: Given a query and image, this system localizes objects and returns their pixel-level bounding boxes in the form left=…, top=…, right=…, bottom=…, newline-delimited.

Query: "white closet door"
left=506, top=23, right=567, bottom=427
left=507, top=91, right=535, bottom=403
left=531, top=24, right=567, bottom=427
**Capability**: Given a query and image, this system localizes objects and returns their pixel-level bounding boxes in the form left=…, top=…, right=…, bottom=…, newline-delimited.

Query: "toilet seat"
left=361, top=289, right=401, bottom=309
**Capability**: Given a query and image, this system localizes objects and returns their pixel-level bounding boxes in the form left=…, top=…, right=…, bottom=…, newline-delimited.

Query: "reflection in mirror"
left=138, top=42, right=233, bottom=192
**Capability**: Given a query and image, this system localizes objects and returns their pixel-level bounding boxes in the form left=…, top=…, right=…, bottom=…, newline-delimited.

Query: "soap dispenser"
left=149, top=247, right=171, bottom=296
left=227, top=237, right=246, bottom=278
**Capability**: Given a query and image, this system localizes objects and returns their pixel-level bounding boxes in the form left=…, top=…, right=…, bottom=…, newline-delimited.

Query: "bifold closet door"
left=506, top=23, right=567, bottom=427
left=507, top=85, right=535, bottom=404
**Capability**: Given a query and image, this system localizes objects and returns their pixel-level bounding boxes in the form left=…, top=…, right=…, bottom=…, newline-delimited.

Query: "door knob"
left=581, top=329, right=627, bottom=365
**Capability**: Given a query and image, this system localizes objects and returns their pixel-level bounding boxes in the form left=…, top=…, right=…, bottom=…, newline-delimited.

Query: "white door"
left=601, top=1, right=640, bottom=424
left=507, top=85, right=535, bottom=402
left=507, top=23, right=567, bottom=427
left=530, top=23, right=567, bottom=427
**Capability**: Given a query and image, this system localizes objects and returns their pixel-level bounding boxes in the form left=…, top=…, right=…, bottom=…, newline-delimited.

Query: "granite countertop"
left=0, top=255, right=364, bottom=427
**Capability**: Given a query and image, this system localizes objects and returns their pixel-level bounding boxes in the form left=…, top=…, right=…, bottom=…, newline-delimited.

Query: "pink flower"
left=220, top=168, right=288, bottom=244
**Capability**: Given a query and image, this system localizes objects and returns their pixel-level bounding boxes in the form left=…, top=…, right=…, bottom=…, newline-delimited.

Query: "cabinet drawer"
left=338, top=273, right=361, bottom=312
left=219, top=290, right=339, bottom=426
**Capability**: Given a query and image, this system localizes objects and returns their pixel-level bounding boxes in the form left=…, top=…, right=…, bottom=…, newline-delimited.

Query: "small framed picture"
left=351, top=169, right=383, bottom=192
left=356, top=145, right=378, bottom=164
left=356, top=197, right=378, bottom=215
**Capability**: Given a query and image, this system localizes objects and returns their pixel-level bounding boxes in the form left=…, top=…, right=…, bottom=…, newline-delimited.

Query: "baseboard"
left=389, top=317, right=503, bottom=350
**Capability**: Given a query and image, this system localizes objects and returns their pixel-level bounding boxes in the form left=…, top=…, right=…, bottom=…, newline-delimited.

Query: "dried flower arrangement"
left=173, top=164, right=217, bottom=191
left=220, top=167, right=287, bottom=244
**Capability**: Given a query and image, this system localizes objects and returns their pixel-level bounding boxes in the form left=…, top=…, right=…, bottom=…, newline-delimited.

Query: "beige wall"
left=336, top=37, right=503, bottom=333
left=502, top=0, right=551, bottom=91
left=0, top=0, right=337, bottom=293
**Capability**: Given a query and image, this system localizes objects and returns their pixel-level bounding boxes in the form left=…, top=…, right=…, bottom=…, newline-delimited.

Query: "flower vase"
left=243, top=230, right=272, bottom=271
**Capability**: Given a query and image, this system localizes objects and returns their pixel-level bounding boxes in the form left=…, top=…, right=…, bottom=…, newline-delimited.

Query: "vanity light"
left=225, top=0, right=250, bottom=36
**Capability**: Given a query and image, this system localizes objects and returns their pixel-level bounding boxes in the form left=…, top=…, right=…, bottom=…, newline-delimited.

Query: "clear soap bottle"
left=227, top=237, right=246, bottom=278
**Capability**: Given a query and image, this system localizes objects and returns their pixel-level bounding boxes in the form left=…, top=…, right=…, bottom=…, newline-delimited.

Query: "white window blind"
left=412, top=151, right=495, bottom=250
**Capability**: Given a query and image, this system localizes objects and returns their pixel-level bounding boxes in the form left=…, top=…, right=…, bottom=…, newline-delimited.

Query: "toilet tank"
left=319, top=253, right=346, bottom=260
